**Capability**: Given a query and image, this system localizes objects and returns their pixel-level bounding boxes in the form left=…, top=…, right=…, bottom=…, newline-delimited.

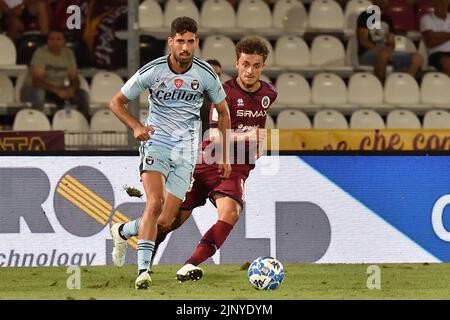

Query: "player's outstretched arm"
left=213, top=99, right=231, bottom=179
left=109, top=91, right=154, bottom=141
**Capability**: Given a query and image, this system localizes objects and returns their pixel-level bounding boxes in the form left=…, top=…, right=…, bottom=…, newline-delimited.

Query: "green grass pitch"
left=1, top=263, right=449, bottom=300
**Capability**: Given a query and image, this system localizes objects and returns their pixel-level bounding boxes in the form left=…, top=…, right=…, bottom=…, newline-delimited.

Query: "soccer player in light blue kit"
left=108, top=17, right=231, bottom=289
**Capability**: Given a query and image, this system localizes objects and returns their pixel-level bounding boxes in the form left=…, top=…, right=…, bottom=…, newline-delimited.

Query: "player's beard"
left=176, top=51, right=192, bottom=68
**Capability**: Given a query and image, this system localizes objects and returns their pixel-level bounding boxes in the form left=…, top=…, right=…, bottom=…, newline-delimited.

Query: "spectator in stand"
left=356, top=0, right=423, bottom=82
left=20, top=29, right=90, bottom=119
left=420, top=0, right=450, bottom=75
left=0, top=0, right=50, bottom=42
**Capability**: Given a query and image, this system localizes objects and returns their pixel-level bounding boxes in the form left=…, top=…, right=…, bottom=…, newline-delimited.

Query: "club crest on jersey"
left=174, top=79, right=183, bottom=89
left=145, top=156, right=154, bottom=166
left=261, top=96, right=270, bottom=109
left=191, top=80, right=199, bottom=90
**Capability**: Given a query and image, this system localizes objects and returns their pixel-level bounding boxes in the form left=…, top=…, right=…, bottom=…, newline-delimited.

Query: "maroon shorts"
left=181, top=163, right=253, bottom=210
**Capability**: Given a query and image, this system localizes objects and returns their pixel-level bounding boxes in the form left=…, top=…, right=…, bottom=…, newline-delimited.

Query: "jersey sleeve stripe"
left=193, top=58, right=218, bottom=80
left=138, top=58, right=167, bottom=75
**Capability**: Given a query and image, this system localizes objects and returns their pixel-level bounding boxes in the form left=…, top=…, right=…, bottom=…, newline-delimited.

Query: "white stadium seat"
left=275, top=72, right=311, bottom=107
left=0, top=34, right=16, bottom=65
left=348, top=72, right=384, bottom=106
left=274, top=35, right=310, bottom=68
left=276, top=109, right=312, bottom=129
left=90, top=71, right=125, bottom=109
left=312, top=73, right=348, bottom=107
left=423, top=110, right=450, bottom=129
left=52, top=109, right=89, bottom=132
left=237, top=0, right=272, bottom=29
left=164, top=0, right=200, bottom=27
left=344, top=0, right=372, bottom=29
left=313, top=109, right=348, bottom=129
left=386, top=110, right=421, bottom=129
left=202, top=35, right=236, bottom=68
left=90, top=109, right=128, bottom=147
left=13, top=109, right=51, bottom=131
left=310, top=35, right=346, bottom=67
left=272, top=0, right=307, bottom=29
left=200, top=0, right=236, bottom=28
left=420, top=72, right=450, bottom=108
left=139, top=0, right=163, bottom=28
left=350, top=109, right=385, bottom=129
left=265, top=113, right=276, bottom=129
left=308, top=0, right=345, bottom=30
left=0, top=73, right=14, bottom=104
left=384, top=72, right=423, bottom=109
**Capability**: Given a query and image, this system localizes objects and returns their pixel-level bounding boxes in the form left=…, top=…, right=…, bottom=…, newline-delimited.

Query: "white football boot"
left=135, top=270, right=152, bottom=289
left=110, top=223, right=128, bottom=267
left=176, top=264, right=203, bottom=282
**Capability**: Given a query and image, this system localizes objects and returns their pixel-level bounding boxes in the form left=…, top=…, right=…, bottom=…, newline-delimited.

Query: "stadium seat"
left=0, top=34, right=17, bottom=65
left=201, top=35, right=236, bottom=68
left=394, top=35, right=417, bottom=53
left=384, top=73, right=423, bottom=109
left=313, top=109, right=349, bottom=129
left=276, top=109, right=312, bottom=129
left=385, top=0, right=416, bottom=32
left=275, top=72, right=311, bottom=108
left=344, top=0, right=372, bottom=30
left=348, top=72, right=384, bottom=107
left=420, top=72, right=450, bottom=108
left=311, top=73, right=348, bottom=107
left=139, top=0, right=164, bottom=28
left=90, top=71, right=125, bottom=109
left=236, top=0, right=272, bottom=29
left=90, top=109, right=128, bottom=147
left=200, top=0, right=236, bottom=28
left=386, top=109, right=421, bottom=129
left=52, top=108, right=89, bottom=131
left=0, top=74, right=14, bottom=104
left=265, top=114, right=275, bottom=129
left=274, top=35, right=310, bottom=68
left=310, top=35, right=347, bottom=67
left=78, top=75, right=90, bottom=95
left=423, top=109, right=450, bottom=129
left=416, top=0, right=434, bottom=30
left=164, top=0, right=200, bottom=27
left=308, top=0, right=345, bottom=30
left=12, top=109, right=51, bottom=131
left=272, top=0, right=307, bottom=29
left=350, top=109, right=385, bottom=129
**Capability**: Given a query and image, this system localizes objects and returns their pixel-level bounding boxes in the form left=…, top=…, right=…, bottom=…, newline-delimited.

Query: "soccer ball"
left=247, top=256, right=285, bottom=290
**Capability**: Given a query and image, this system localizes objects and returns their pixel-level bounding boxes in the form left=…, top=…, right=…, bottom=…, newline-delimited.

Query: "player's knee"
left=221, top=209, right=240, bottom=225
left=144, top=195, right=164, bottom=216
left=157, top=217, right=172, bottom=231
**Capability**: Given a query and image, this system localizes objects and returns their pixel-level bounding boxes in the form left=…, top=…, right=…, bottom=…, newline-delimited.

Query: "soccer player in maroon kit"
left=164, top=36, right=278, bottom=281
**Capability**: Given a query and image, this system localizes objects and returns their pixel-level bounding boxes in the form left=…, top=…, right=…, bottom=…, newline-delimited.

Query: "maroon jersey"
left=202, top=78, right=277, bottom=166
left=182, top=79, right=277, bottom=210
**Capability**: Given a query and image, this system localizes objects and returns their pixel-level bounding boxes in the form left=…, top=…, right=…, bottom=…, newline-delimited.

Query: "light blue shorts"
left=139, top=142, right=195, bottom=201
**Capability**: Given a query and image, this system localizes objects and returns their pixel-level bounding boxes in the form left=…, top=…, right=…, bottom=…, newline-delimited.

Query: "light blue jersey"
left=121, top=55, right=226, bottom=161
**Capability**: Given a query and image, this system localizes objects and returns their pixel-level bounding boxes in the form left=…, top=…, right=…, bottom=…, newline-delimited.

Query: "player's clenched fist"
left=133, top=124, right=155, bottom=141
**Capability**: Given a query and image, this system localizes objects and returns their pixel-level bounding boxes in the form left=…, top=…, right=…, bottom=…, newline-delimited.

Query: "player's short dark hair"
left=206, top=59, right=222, bottom=69
left=170, top=17, right=198, bottom=37
left=235, top=36, right=269, bottom=62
